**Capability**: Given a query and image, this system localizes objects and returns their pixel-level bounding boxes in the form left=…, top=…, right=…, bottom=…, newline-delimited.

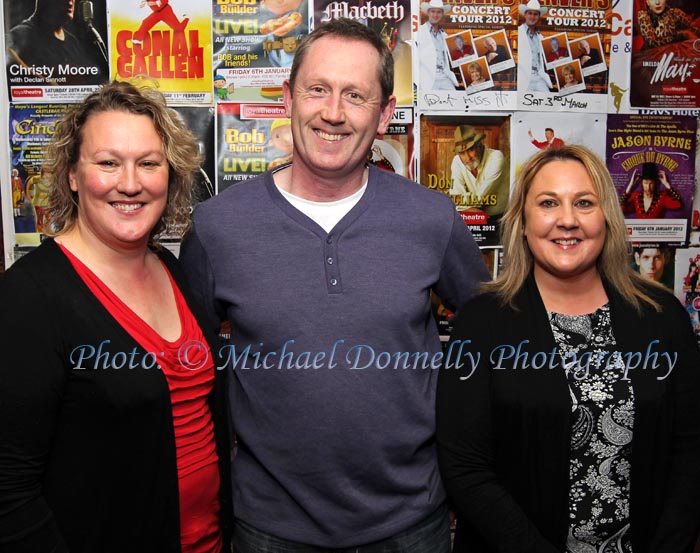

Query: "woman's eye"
left=540, top=199, right=556, bottom=207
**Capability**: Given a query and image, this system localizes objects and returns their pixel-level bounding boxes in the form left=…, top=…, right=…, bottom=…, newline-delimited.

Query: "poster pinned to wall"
left=419, top=113, right=511, bottom=246
left=630, top=0, right=700, bottom=109
left=516, top=0, right=611, bottom=113
left=414, top=0, right=517, bottom=111
left=216, top=102, right=290, bottom=192
left=4, top=0, right=109, bottom=102
left=512, top=111, right=607, bottom=174
left=212, top=0, right=310, bottom=103
left=607, top=113, right=697, bottom=245
left=109, top=0, right=213, bottom=104
left=8, top=103, right=71, bottom=246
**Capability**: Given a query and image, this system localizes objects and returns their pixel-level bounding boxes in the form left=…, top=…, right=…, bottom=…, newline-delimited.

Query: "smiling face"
left=484, top=37, right=497, bottom=52
left=550, top=38, right=559, bottom=52
left=469, top=65, right=483, bottom=82
left=282, top=35, right=395, bottom=190
left=427, top=7, right=444, bottom=25
left=562, top=66, right=575, bottom=84
left=524, top=9, right=540, bottom=28
left=635, top=248, right=666, bottom=281
left=524, top=159, right=606, bottom=284
left=68, top=110, right=169, bottom=252
left=269, top=123, right=293, bottom=154
left=455, top=36, right=464, bottom=49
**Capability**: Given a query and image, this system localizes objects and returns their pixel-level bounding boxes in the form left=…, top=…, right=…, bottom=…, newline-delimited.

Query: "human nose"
left=116, top=164, right=142, bottom=195
left=556, top=204, right=578, bottom=228
left=321, top=93, right=345, bottom=124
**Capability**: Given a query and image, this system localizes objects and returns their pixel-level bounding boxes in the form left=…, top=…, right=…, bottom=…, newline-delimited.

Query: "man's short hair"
left=288, top=18, right=394, bottom=107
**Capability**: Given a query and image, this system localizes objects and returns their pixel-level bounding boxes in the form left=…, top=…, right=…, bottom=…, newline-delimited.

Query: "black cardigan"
left=0, top=238, right=232, bottom=552
left=437, top=273, right=700, bottom=552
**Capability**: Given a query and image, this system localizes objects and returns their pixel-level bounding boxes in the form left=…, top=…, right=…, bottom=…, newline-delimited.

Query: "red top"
left=59, top=245, right=221, bottom=553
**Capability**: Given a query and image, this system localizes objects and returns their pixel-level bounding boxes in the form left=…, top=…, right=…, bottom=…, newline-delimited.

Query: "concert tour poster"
left=630, top=0, right=700, bottom=109
left=4, top=0, right=108, bottom=102
left=413, top=0, right=517, bottom=111
left=607, top=113, right=696, bottom=245
left=109, top=0, right=213, bottom=104
left=315, top=0, right=412, bottom=106
left=8, top=103, right=72, bottom=246
left=216, top=102, right=291, bottom=192
left=419, top=114, right=511, bottom=246
left=212, top=0, right=310, bottom=103
left=516, top=0, right=611, bottom=113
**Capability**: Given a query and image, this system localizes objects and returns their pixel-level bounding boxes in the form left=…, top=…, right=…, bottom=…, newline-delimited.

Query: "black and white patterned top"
left=548, top=304, right=634, bottom=553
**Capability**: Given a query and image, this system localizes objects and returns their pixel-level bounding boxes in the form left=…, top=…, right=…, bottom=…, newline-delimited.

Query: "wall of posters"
left=0, top=0, right=698, bottom=343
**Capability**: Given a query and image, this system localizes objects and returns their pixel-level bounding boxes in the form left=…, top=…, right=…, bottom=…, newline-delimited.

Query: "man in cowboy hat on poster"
left=418, top=0, right=460, bottom=90
left=449, top=125, right=509, bottom=219
left=517, top=0, right=553, bottom=92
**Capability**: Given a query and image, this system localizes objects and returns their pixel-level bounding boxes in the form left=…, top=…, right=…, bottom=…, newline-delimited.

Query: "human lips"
left=552, top=238, right=581, bottom=247
left=316, top=129, right=347, bottom=142
left=111, top=202, right=144, bottom=212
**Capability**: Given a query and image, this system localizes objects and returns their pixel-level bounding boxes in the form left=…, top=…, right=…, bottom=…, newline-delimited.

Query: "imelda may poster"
left=315, top=0, right=412, bottom=106
left=606, top=114, right=697, bottom=245
left=4, top=0, right=109, bottom=102
left=108, top=0, right=213, bottom=104
left=418, top=114, right=511, bottom=246
left=413, top=0, right=517, bottom=111
left=630, top=0, right=700, bottom=109
left=516, top=0, right=611, bottom=113
left=212, top=0, right=310, bottom=103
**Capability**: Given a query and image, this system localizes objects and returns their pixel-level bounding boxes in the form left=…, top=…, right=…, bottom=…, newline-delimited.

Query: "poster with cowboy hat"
left=413, top=0, right=518, bottom=110
left=419, top=114, right=512, bottom=246
left=516, top=0, right=612, bottom=112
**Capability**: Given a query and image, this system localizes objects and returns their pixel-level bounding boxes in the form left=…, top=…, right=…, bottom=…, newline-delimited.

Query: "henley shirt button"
left=330, top=278, right=338, bottom=286
left=327, top=257, right=334, bottom=265
left=326, top=237, right=332, bottom=244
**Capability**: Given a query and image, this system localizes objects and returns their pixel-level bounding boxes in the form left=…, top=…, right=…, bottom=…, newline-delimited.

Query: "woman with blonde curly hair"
left=0, top=81, right=231, bottom=552
left=437, top=145, right=700, bottom=552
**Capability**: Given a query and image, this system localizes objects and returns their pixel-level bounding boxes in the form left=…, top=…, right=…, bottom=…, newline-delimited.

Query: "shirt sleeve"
left=436, top=304, right=561, bottom=552
left=433, top=208, right=490, bottom=313
left=472, top=149, right=507, bottom=198
left=179, top=221, right=227, bottom=335
left=0, top=265, right=69, bottom=552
